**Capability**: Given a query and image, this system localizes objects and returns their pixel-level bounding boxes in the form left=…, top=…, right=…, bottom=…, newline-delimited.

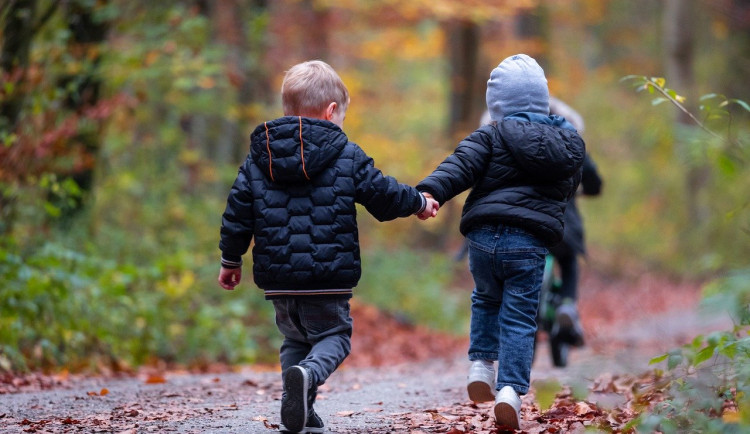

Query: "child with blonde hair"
left=218, top=60, right=437, bottom=433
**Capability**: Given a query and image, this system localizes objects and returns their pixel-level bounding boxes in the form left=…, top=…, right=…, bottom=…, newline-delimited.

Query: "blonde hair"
left=281, top=60, right=350, bottom=117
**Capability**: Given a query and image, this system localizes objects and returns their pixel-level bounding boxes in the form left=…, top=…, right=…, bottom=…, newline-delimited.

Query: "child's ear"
left=324, top=102, right=337, bottom=121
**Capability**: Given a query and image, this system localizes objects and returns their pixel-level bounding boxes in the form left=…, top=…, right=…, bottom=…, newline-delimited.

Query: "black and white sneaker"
left=280, top=366, right=309, bottom=433
left=280, top=409, right=325, bottom=434
left=303, top=410, right=325, bottom=433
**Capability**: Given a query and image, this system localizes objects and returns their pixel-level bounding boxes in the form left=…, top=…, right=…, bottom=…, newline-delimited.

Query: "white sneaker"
left=467, top=360, right=495, bottom=402
left=494, top=385, right=522, bottom=429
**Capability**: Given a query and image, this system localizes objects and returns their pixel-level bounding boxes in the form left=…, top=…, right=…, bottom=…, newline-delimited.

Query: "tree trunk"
left=51, top=0, right=109, bottom=221
left=267, top=0, right=330, bottom=71
left=514, top=5, right=551, bottom=76
left=1, top=0, right=37, bottom=134
left=664, top=0, right=708, bottom=225
left=722, top=0, right=750, bottom=100
left=445, top=19, right=481, bottom=141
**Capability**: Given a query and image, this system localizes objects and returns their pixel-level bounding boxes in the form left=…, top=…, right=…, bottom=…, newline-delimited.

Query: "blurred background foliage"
left=0, top=0, right=748, bottom=372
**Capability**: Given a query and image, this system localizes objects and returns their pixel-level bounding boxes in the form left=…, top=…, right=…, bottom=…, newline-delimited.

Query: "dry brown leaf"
left=145, top=375, right=166, bottom=384
left=575, top=401, right=594, bottom=416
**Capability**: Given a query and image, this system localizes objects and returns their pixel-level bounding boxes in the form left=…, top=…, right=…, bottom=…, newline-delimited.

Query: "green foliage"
left=582, top=75, right=750, bottom=274
left=0, top=239, right=276, bottom=372
left=623, top=78, right=750, bottom=431
left=636, top=269, right=750, bottom=432
left=358, top=248, right=469, bottom=334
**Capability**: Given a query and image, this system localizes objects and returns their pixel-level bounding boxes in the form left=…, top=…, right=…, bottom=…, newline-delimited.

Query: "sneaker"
left=280, top=409, right=324, bottom=434
left=467, top=360, right=496, bottom=402
left=552, top=301, right=585, bottom=347
left=303, top=410, right=325, bottom=434
left=281, top=366, right=309, bottom=433
left=493, top=385, right=522, bottom=429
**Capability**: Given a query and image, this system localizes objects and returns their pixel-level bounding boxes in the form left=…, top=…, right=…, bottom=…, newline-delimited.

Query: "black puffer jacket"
left=417, top=114, right=585, bottom=246
left=219, top=116, right=425, bottom=299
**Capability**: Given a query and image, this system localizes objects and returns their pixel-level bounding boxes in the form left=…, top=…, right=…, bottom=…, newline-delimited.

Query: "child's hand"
left=417, top=193, right=440, bottom=220
left=218, top=267, right=242, bottom=290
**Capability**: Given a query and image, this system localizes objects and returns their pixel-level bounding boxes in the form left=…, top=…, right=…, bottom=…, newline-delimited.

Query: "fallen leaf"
left=723, top=409, right=740, bottom=423
left=145, top=375, right=166, bottom=384
left=575, top=401, right=594, bottom=416
left=337, top=410, right=355, bottom=417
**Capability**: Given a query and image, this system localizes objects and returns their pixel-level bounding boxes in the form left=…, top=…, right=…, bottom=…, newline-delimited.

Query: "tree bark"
left=663, top=0, right=708, bottom=225
left=445, top=19, right=481, bottom=141
left=52, top=0, right=109, bottom=220
left=1, top=0, right=37, bottom=133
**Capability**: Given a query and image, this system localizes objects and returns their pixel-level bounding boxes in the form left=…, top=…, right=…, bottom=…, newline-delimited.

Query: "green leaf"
left=730, top=99, right=750, bottom=112
left=652, top=97, right=668, bottom=106
left=620, top=74, right=642, bottom=83
left=667, top=353, right=684, bottom=370
left=650, top=353, right=669, bottom=365
left=700, top=93, right=719, bottom=101
left=533, top=378, right=562, bottom=411
left=693, top=345, right=716, bottom=366
left=719, top=341, right=738, bottom=360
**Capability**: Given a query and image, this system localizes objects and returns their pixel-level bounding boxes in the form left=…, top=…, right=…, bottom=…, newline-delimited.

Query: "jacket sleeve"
left=580, top=154, right=602, bottom=196
left=416, top=128, right=492, bottom=204
left=352, top=145, right=425, bottom=222
left=219, top=162, right=255, bottom=265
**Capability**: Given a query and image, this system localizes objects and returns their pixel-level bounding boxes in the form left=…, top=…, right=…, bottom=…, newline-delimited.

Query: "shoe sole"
left=280, top=425, right=323, bottom=434
left=494, top=402, right=520, bottom=429
left=281, top=367, right=308, bottom=433
left=467, top=381, right=495, bottom=403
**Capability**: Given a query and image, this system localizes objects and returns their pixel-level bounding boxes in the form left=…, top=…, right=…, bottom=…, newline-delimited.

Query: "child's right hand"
left=218, top=267, right=242, bottom=290
left=417, top=193, right=440, bottom=220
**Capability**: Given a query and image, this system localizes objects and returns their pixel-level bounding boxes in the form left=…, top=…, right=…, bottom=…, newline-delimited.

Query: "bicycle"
left=534, top=254, right=571, bottom=367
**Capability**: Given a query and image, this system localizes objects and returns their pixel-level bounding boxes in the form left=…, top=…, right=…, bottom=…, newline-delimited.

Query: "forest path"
left=0, top=266, right=731, bottom=433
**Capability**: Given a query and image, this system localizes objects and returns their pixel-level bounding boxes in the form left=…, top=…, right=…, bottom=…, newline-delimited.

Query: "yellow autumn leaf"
left=723, top=409, right=740, bottom=423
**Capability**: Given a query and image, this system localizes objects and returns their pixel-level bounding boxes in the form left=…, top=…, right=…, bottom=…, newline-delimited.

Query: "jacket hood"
left=486, top=54, right=550, bottom=121
left=250, top=116, right=348, bottom=184
left=498, top=114, right=585, bottom=181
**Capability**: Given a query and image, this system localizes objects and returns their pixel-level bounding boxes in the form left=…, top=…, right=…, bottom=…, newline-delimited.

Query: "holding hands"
left=417, top=192, right=440, bottom=220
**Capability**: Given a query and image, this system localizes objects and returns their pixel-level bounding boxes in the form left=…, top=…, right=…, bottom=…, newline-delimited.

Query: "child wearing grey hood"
left=417, top=54, right=585, bottom=429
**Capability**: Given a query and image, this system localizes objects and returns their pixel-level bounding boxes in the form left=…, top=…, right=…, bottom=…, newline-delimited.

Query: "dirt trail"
left=0, top=267, right=732, bottom=433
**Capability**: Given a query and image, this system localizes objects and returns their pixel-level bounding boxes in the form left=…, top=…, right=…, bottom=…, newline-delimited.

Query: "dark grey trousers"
left=272, top=297, right=353, bottom=388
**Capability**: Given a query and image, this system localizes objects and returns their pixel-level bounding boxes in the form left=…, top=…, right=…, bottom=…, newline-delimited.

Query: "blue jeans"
left=272, top=297, right=353, bottom=389
left=466, top=225, right=547, bottom=395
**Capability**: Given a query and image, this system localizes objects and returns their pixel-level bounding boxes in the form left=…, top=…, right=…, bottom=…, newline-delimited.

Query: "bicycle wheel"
left=550, top=334, right=569, bottom=368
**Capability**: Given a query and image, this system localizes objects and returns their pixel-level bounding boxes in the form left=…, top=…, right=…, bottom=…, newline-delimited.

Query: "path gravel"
left=0, top=305, right=730, bottom=433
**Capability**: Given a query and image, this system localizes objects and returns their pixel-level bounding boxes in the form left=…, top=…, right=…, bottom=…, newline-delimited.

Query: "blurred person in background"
left=545, top=96, right=603, bottom=349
